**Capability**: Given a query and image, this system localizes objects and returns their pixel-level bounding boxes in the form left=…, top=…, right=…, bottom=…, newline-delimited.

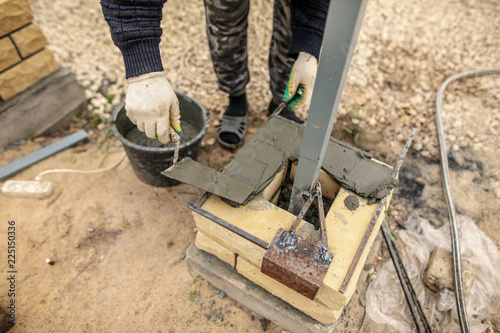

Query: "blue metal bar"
left=0, top=130, right=88, bottom=181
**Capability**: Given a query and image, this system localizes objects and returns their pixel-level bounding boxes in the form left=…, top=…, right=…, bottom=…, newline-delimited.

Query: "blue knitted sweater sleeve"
left=290, top=0, right=330, bottom=60
left=101, top=0, right=167, bottom=78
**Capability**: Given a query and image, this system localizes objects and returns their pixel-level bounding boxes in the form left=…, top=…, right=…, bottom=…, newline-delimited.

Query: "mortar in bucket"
left=111, top=92, right=209, bottom=187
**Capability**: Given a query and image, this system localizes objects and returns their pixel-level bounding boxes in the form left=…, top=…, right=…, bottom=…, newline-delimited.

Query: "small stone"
left=87, top=227, right=95, bottom=232
left=423, top=247, right=475, bottom=296
left=450, top=150, right=465, bottom=167
left=214, top=289, right=226, bottom=299
left=473, top=143, right=482, bottom=150
left=45, top=258, right=54, bottom=265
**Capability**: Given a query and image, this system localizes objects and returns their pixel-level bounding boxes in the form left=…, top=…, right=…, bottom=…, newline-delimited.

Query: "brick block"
left=319, top=187, right=390, bottom=296
left=192, top=185, right=389, bottom=323
left=0, top=0, right=33, bottom=37
left=195, top=231, right=236, bottom=267
left=0, top=48, right=58, bottom=100
left=193, top=196, right=293, bottom=269
left=237, top=256, right=342, bottom=324
left=0, top=36, right=19, bottom=71
left=11, top=23, right=47, bottom=58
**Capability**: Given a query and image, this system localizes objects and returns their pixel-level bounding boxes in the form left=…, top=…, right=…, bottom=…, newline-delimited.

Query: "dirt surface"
left=1, top=0, right=499, bottom=332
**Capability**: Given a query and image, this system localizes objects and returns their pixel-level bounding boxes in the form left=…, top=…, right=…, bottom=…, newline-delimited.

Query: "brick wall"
left=0, top=0, right=58, bottom=101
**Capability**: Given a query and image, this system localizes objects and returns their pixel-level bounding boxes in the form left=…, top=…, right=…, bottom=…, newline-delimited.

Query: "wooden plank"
left=0, top=67, right=85, bottom=147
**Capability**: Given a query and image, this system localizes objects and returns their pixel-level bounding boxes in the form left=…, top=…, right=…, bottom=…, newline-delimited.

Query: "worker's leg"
left=268, top=0, right=302, bottom=123
left=269, top=0, right=294, bottom=104
left=205, top=0, right=250, bottom=148
left=204, top=0, right=250, bottom=96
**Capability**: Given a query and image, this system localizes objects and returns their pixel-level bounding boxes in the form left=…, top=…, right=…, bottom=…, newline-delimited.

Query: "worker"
left=101, top=0, right=329, bottom=149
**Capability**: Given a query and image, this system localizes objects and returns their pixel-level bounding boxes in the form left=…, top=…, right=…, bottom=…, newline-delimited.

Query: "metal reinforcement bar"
left=186, top=201, right=270, bottom=250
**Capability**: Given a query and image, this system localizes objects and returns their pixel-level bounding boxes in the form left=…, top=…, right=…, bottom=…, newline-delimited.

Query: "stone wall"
left=0, top=0, right=58, bottom=101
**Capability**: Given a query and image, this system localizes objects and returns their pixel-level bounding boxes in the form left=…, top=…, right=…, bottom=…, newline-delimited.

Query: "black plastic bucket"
left=111, top=92, right=209, bottom=187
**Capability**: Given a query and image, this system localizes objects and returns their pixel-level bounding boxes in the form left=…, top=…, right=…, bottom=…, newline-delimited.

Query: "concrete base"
left=185, top=242, right=337, bottom=333
left=0, top=67, right=85, bottom=148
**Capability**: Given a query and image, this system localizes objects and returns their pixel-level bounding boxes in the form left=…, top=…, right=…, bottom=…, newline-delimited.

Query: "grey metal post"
left=289, top=0, right=369, bottom=214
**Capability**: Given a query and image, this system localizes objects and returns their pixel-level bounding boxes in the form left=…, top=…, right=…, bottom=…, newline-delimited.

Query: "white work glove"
left=283, top=51, right=318, bottom=112
left=125, top=71, right=182, bottom=144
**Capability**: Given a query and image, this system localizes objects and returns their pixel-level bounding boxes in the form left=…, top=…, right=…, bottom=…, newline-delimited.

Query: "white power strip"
left=2, top=180, right=53, bottom=199
left=1, top=152, right=126, bottom=199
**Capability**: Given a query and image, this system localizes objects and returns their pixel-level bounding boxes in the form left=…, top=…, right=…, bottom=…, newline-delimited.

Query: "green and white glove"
left=126, top=71, right=182, bottom=144
left=283, top=51, right=318, bottom=112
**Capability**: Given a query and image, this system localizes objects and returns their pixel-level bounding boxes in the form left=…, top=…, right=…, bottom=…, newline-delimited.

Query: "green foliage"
left=349, top=107, right=362, bottom=119
left=188, top=290, right=198, bottom=302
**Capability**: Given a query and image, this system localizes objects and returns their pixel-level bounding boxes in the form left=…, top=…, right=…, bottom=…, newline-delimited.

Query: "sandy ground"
left=1, top=0, right=499, bottom=332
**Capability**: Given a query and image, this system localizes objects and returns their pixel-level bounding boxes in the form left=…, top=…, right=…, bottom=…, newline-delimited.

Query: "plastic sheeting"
left=366, top=212, right=500, bottom=332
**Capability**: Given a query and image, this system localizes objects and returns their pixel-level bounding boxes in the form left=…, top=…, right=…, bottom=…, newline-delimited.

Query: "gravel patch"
left=29, top=0, right=499, bottom=161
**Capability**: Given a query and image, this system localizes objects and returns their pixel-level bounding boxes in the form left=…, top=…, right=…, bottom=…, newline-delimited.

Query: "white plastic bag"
left=365, top=212, right=500, bottom=332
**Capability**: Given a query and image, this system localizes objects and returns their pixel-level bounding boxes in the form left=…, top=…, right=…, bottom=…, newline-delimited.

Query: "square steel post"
left=289, top=0, right=369, bottom=214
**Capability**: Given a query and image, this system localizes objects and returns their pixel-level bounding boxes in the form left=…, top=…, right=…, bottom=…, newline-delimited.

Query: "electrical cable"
left=35, top=152, right=126, bottom=181
left=435, top=68, right=500, bottom=333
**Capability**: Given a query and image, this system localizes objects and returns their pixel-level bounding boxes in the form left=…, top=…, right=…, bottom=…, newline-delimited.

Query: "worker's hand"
left=125, top=71, right=182, bottom=144
left=283, top=52, right=318, bottom=112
